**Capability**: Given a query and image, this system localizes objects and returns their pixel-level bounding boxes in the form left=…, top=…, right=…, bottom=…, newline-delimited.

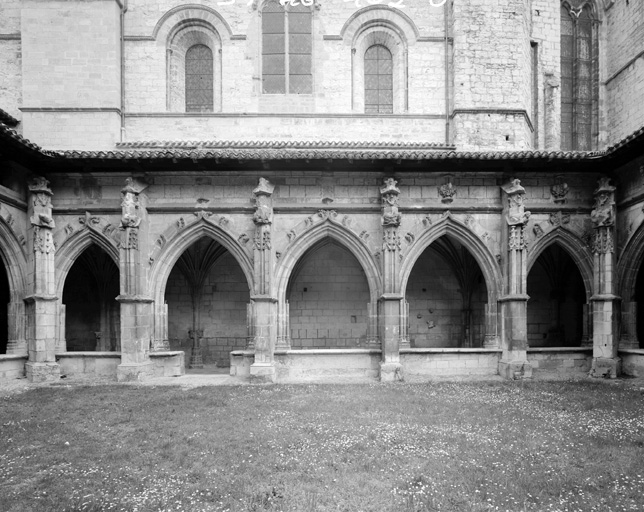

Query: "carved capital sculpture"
left=120, top=178, right=142, bottom=228
left=590, top=177, right=615, bottom=228
left=502, top=179, right=531, bottom=227
left=380, top=178, right=401, bottom=227
left=253, top=178, right=275, bottom=225
left=28, top=176, right=55, bottom=228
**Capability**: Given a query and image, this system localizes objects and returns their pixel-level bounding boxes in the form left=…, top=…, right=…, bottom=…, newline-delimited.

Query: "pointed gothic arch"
left=0, top=218, right=27, bottom=302
left=150, top=220, right=254, bottom=306
left=275, top=221, right=382, bottom=303
left=528, top=227, right=593, bottom=301
left=399, top=216, right=501, bottom=304
left=55, top=228, right=119, bottom=299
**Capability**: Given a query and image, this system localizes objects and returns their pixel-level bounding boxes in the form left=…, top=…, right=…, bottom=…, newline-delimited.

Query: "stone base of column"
left=483, top=335, right=500, bottom=348
left=189, top=348, right=204, bottom=369
left=117, top=361, right=153, bottom=382
left=498, top=359, right=533, bottom=380
left=26, top=362, right=60, bottom=383
left=380, top=362, right=403, bottom=382
left=590, top=357, right=621, bottom=379
left=398, top=338, right=411, bottom=350
left=250, top=362, right=276, bottom=383
left=152, top=339, right=171, bottom=351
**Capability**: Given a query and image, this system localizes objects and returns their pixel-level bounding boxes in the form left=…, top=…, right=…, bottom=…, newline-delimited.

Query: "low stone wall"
left=619, top=349, right=644, bottom=377
left=150, top=351, right=186, bottom=377
left=230, top=350, right=254, bottom=379
left=401, top=349, right=501, bottom=378
left=527, top=348, right=592, bottom=376
left=0, top=355, right=27, bottom=380
left=274, top=349, right=381, bottom=383
left=57, top=352, right=121, bottom=379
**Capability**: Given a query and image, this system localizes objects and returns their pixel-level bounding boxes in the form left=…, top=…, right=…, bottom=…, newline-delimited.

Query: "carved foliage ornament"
left=383, top=228, right=401, bottom=252
left=255, top=231, right=271, bottom=251
left=592, top=229, right=613, bottom=254
left=33, top=226, right=55, bottom=254
left=508, top=225, right=527, bottom=251
left=438, top=180, right=456, bottom=203
left=550, top=181, right=569, bottom=204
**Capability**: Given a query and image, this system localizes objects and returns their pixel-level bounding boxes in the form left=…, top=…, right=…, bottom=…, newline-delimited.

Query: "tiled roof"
left=0, top=122, right=57, bottom=158
left=0, top=109, right=19, bottom=127
left=1, top=115, right=643, bottom=164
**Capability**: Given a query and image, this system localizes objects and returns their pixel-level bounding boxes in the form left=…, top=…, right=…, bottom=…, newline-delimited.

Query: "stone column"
left=498, top=179, right=533, bottom=379
left=589, top=178, right=621, bottom=378
left=378, top=178, right=404, bottom=382
left=250, top=178, right=278, bottom=382
left=116, top=178, right=154, bottom=382
left=24, top=177, right=60, bottom=382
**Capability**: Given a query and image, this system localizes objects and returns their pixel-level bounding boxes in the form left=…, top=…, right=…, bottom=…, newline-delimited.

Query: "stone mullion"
left=250, top=178, right=278, bottom=382
left=24, top=177, right=60, bottom=382
left=378, top=178, right=404, bottom=382
left=498, top=179, right=533, bottom=379
left=116, top=178, right=154, bottom=382
left=588, top=178, right=620, bottom=378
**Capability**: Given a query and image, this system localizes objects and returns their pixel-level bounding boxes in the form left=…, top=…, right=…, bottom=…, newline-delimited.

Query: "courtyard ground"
left=1, top=377, right=644, bottom=512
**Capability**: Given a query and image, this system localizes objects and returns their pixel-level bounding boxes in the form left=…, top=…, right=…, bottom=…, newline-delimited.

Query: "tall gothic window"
left=262, top=0, right=312, bottom=94
left=185, top=44, right=214, bottom=112
left=560, top=3, right=598, bottom=151
left=364, top=45, right=393, bottom=114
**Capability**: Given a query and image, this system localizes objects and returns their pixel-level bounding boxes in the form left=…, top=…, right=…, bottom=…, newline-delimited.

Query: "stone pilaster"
left=250, top=178, right=278, bottom=382
left=379, top=178, right=404, bottom=381
left=589, top=178, right=621, bottom=378
left=498, top=179, right=533, bottom=379
left=117, top=178, right=153, bottom=382
left=24, top=177, right=60, bottom=382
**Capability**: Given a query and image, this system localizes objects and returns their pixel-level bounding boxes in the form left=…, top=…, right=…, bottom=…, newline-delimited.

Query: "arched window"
left=364, top=45, right=393, bottom=114
left=560, top=2, right=598, bottom=151
left=185, top=44, right=214, bottom=112
left=261, top=0, right=312, bottom=94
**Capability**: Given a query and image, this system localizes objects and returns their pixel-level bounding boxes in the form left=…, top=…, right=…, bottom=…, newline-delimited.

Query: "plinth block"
left=499, top=359, right=533, bottom=380
left=25, top=361, right=60, bottom=383
left=380, top=362, right=403, bottom=382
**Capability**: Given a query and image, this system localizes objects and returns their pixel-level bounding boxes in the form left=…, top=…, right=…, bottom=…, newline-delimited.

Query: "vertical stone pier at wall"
left=589, top=178, right=620, bottom=378
left=379, top=178, right=405, bottom=382
left=249, top=178, right=277, bottom=383
left=25, top=178, right=60, bottom=382
left=498, top=179, right=533, bottom=379
left=116, top=178, right=153, bottom=382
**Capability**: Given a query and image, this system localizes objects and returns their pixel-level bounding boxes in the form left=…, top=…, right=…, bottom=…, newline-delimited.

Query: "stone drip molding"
left=148, top=210, right=248, bottom=266
left=404, top=210, right=495, bottom=257
left=276, top=208, right=377, bottom=259
left=0, top=204, right=27, bottom=255
left=54, top=212, right=121, bottom=253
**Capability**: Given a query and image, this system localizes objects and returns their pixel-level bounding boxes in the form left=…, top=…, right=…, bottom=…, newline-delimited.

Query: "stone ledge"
left=56, top=352, right=121, bottom=358
left=149, top=351, right=184, bottom=358
left=0, top=354, right=28, bottom=361
left=401, top=348, right=502, bottom=353
left=274, top=349, right=382, bottom=355
left=619, top=349, right=644, bottom=355
left=527, top=347, right=593, bottom=353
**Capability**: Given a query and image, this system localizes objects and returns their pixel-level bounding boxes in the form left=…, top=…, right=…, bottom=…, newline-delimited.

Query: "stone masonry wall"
left=606, top=0, right=644, bottom=144
left=166, top=250, right=250, bottom=367
left=288, top=242, right=369, bottom=349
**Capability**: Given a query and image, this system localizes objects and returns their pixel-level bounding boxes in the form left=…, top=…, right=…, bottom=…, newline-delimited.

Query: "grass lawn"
left=2, top=380, right=644, bottom=512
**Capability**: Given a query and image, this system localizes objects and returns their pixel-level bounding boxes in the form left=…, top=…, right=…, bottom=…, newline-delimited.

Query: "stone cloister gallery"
left=1, top=0, right=644, bottom=383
